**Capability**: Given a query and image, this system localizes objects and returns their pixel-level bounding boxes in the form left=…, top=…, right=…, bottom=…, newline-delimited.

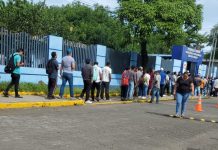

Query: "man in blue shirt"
left=3, top=48, right=24, bottom=98
left=160, top=68, right=166, bottom=97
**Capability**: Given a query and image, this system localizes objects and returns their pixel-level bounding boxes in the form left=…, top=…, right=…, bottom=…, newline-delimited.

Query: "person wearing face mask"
left=173, top=72, right=194, bottom=117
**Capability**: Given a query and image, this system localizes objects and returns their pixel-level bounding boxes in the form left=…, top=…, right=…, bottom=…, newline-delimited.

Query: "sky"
left=31, top=0, right=218, bottom=51
left=33, top=0, right=218, bottom=34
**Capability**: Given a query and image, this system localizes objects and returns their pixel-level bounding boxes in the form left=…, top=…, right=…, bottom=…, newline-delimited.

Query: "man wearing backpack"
left=46, top=52, right=59, bottom=99
left=3, top=48, right=24, bottom=98
left=58, top=48, right=76, bottom=100
left=91, top=62, right=102, bottom=102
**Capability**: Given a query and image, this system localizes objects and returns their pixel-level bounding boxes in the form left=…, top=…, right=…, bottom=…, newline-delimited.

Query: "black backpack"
left=4, top=54, right=18, bottom=74
left=46, top=59, right=54, bottom=74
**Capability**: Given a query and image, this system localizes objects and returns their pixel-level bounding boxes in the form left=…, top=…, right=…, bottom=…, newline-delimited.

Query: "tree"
left=207, top=24, right=218, bottom=59
left=118, top=0, right=203, bottom=69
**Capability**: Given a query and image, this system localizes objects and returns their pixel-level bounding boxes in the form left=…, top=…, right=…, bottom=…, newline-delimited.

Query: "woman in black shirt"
left=173, top=72, right=194, bottom=117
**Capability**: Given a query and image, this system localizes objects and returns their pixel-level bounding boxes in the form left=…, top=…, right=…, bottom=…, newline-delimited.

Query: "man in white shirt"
left=100, top=62, right=112, bottom=100
left=91, top=62, right=102, bottom=102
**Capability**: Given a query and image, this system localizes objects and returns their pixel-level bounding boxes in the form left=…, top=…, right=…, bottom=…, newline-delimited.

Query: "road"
left=0, top=98, right=217, bottom=150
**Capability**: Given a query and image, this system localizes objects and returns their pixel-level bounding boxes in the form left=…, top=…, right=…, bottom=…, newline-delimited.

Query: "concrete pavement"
left=0, top=99, right=217, bottom=150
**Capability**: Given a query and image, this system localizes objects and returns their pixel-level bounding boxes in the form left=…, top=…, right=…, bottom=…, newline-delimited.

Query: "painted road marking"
left=168, top=115, right=218, bottom=124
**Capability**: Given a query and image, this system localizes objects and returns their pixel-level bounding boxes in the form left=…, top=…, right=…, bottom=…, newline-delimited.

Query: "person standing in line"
left=143, top=70, right=150, bottom=99
left=173, top=72, right=194, bottom=117
left=91, top=62, right=102, bottom=102
left=160, top=68, right=166, bottom=97
left=150, top=71, right=161, bottom=104
left=127, top=65, right=135, bottom=100
left=136, top=67, right=143, bottom=98
left=79, top=59, right=93, bottom=104
left=59, top=48, right=76, bottom=100
left=121, top=67, right=130, bottom=101
left=3, top=48, right=25, bottom=98
left=148, top=68, right=154, bottom=98
left=100, top=62, right=112, bottom=101
left=134, top=66, right=143, bottom=98
left=46, top=52, right=59, bottom=99
left=213, top=77, right=218, bottom=97
left=171, top=72, right=177, bottom=96
left=194, top=75, right=201, bottom=96
left=133, top=67, right=139, bottom=98
left=200, top=77, right=205, bottom=96
left=164, top=71, right=170, bottom=96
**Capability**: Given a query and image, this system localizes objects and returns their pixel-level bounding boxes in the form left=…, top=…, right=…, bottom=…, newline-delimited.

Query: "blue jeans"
left=194, top=86, right=200, bottom=96
left=59, top=72, right=74, bottom=97
left=151, top=87, right=160, bottom=103
left=138, top=84, right=144, bottom=97
left=127, top=81, right=134, bottom=99
left=176, top=92, right=190, bottom=115
left=144, top=84, right=148, bottom=97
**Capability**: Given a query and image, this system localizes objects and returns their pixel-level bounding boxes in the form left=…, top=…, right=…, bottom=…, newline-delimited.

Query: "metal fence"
left=0, top=28, right=133, bottom=73
left=106, top=48, right=131, bottom=74
left=0, top=28, right=49, bottom=68
left=63, top=40, right=97, bottom=71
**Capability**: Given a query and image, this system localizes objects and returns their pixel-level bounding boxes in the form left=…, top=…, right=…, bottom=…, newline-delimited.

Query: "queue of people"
left=2, top=48, right=218, bottom=106
left=45, top=49, right=112, bottom=104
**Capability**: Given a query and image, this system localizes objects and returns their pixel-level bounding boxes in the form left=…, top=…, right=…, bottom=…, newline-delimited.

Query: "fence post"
left=96, top=45, right=106, bottom=68
left=130, top=52, right=138, bottom=67
left=48, top=35, right=63, bottom=63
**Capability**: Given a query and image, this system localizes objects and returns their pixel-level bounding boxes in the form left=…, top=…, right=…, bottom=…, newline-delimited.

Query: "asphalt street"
left=0, top=98, right=217, bottom=150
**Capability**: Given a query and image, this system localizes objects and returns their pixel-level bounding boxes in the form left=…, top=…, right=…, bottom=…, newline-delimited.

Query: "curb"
left=0, top=92, right=120, bottom=98
left=0, top=100, right=84, bottom=109
left=91, top=101, right=133, bottom=106
left=0, top=95, right=211, bottom=109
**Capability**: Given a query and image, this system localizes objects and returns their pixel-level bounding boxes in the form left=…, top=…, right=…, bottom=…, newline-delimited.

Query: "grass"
left=0, top=82, right=121, bottom=96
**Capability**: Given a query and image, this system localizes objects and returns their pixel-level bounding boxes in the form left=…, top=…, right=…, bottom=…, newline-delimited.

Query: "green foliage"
left=0, top=1, right=131, bottom=51
left=0, top=0, right=208, bottom=56
left=0, top=82, right=120, bottom=95
left=118, top=0, right=205, bottom=54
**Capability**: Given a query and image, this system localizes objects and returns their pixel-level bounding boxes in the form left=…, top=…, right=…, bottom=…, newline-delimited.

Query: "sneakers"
left=57, top=96, right=63, bottom=99
left=138, top=96, right=142, bottom=99
left=3, top=91, right=9, bottom=97
left=85, top=100, right=93, bottom=104
left=15, top=95, right=23, bottom=98
left=175, top=114, right=180, bottom=118
left=95, top=97, right=100, bottom=102
left=70, top=97, right=77, bottom=100
left=47, top=96, right=55, bottom=100
left=142, top=97, right=146, bottom=99
left=78, top=97, right=83, bottom=100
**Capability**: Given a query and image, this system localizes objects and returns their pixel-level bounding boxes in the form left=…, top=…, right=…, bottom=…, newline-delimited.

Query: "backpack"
left=121, top=71, right=129, bottom=86
left=46, top=59, right=54, bottom=74
left=93, top=66, right=99, bottom=81
left=194, top=78, right=201, bottom=86
left=4, top=54, right=18, bottom=74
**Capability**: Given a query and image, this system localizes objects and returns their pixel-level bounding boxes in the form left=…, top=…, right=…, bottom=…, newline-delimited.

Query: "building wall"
left=0, top=65, right=121, bottom=86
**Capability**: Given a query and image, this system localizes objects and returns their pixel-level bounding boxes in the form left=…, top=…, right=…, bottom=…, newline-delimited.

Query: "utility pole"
left=211, top=31, right=217, bottom=77
left=207, top=31, right=217, bottom=78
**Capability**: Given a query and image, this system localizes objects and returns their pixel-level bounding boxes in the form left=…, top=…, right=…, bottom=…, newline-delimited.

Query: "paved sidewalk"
left=0, top=94, right=212, bottom=109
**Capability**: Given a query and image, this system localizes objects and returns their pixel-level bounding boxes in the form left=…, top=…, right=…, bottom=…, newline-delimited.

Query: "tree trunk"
left=140, top=40, right=148, bottom=72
